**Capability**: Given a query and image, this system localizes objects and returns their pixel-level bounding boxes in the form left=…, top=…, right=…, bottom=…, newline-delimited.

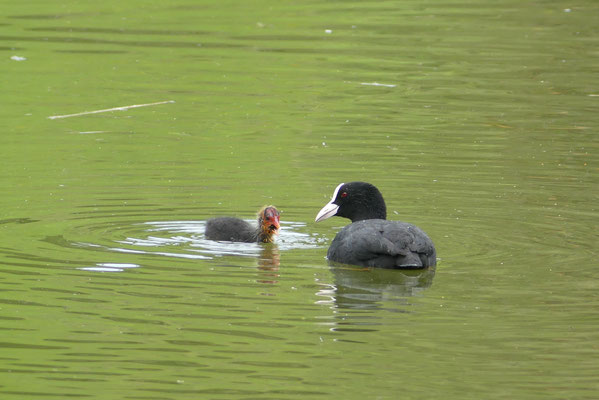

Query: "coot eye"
left=341, top=192, right=348, bottom=198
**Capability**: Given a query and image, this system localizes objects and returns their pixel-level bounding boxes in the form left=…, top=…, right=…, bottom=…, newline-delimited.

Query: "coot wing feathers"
left=327, top=219, right=436, bottom=268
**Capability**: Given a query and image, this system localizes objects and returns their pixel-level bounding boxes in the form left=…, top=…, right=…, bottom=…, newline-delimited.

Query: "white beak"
left=315, top=182, right=344, bottom=222
left=315, top=201, right=339, bottom=222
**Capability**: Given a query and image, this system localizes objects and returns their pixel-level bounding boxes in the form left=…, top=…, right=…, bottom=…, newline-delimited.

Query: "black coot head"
left=315, top=182, right=387, bottom=223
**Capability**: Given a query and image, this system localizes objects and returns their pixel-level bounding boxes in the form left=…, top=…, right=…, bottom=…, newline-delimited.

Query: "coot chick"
left=315, top=182, right=436, bottom=268
left=205, top=206, right=280, bottom=243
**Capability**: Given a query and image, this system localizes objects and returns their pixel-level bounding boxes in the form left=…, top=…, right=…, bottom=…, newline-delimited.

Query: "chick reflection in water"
left=257, top=245, right=281, bottom=284
left=329, top=265, right=436, bottom=310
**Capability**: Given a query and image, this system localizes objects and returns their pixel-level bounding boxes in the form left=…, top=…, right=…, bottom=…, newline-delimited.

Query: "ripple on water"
left=66, top=220, right=325, bottom=271
left=79, top=263, right=141, bottom=272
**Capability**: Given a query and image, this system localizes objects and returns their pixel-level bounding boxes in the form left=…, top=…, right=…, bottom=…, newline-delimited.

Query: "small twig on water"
left=48, top=100, right=175, bottom=120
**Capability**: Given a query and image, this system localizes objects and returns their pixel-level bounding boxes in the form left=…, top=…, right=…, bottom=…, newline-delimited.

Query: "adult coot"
left=205, top=206, right=280, bottom=243
left=315, top=182, right=436, bottom=268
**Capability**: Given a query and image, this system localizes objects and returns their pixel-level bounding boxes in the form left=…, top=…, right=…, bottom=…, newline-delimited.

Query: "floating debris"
left=10, top=55, right=26, bottom=61
left=360, top=82, right=396, bottom=88
left=48, top=100, right=175, bottom=120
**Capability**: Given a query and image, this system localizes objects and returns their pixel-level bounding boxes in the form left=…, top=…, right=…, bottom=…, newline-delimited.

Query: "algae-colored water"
left=1, top=1, right=598, bottom=399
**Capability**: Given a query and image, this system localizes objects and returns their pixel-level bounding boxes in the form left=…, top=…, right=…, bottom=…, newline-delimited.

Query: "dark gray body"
left=327, top=219, right=436, bottom=268
left=205, top=217, right=258, bottom=243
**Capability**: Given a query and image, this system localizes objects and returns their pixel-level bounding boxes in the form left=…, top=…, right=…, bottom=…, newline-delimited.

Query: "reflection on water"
left=257, top=245, right=280, bottom=271
left=79, top=263, right=141, bottom=272
left=124, top=220, right=321, bottom=253
left=42, top=219, right=321, bottom=271
left=317, top=266, right=436, bottom=311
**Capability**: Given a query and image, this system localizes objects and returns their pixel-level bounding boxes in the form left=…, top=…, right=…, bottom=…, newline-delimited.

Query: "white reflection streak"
left=79, top=263, right=140, bottom=273
left=73, top=241, right=212, bottom=260
left=360, top=82, right=396, bottom=88
left=108, top=246, right=211, bottom=260
left=314, top=283, right=336, bottom=306
left=48, top=100, right=175, bottom=119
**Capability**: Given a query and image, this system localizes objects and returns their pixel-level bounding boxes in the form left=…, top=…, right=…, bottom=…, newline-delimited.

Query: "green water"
left=1, top=1, right=598, bottom=399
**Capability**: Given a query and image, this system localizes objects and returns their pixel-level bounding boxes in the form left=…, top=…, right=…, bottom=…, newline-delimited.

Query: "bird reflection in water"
left=256, top=244, right=280, bottom=284
left=324, top=264, right=436, bottom=310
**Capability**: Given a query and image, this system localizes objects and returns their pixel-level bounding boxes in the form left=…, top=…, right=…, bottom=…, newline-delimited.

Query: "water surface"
left=1, top=1, right=598, bottom=399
